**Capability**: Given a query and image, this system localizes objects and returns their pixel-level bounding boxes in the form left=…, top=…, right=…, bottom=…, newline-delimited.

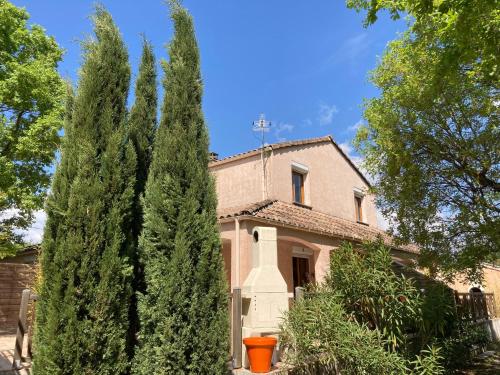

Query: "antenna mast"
left=252, top=113, right=271, bottom=149
left=252, top=114, right=271, bottom=200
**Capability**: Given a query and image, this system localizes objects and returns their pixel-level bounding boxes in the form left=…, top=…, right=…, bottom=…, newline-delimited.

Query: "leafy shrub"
left=440, top=321, right=491, bottom=370
left=282, top=240, right=490, bottom=374
left=418, top=282, right=457, bottom=348
left=326, top=240, right=422, bottom=351
left=410, top=346, right=445, bottom=375
left=280, top=291, right=407, bottom=374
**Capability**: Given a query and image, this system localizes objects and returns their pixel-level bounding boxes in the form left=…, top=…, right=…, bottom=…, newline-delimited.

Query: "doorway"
left=292, top=256, right=310, bottom=291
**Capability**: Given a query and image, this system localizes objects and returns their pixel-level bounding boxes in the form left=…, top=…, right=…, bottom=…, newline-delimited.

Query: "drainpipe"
left=235, top=217, right=240, bottom=287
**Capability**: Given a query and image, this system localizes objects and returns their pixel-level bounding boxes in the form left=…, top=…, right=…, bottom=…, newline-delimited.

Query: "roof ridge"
left=210, top=135, right=332, bottom=165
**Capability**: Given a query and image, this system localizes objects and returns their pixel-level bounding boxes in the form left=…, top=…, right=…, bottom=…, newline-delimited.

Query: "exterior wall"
left=220, top=219, right=420, bottom=297
left=222, top=219, right=344, bottom=292
left=211, top=154, right=264, bottom=210
left=447, top=266, right=500, bottom=314
left=211, top=140, right=378, bottom=227
left=268, top=142, right=376, bottom=226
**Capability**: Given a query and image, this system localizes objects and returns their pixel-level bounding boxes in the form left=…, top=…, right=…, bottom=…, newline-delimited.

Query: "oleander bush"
left=280, top=291, right=407, bottom=374
left=326, top=240, right=422, bottom=352
left=280, top=240, right=488, bottom=374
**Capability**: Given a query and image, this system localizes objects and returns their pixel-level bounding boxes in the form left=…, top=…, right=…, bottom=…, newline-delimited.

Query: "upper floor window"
left=292, top=171, right=304, bottom=204
left=354, top=194, right=363, bottom=222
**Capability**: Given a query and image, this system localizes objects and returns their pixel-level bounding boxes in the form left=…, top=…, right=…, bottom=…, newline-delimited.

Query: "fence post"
left=295, top=286, right=305, bottom=302
left=13, top=289, right=31, bottom=369
left=232, top=287, right=242, bottom=369
left=27, top=293, right=39, bottom=359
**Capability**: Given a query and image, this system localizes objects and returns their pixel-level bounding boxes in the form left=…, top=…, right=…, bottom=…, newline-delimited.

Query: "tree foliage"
left=129, top=39, right=157, bottom=241
left=347, top=0, right=500, bottom=278
left=34, top=7, right=136, bottom=374
left=347, top=0, right=499, bottom=83
left=133, top=3, right=229, bottom=374
left=127, top=38, right=157, bottom=349
left=0, top=0, right=64, bottom=255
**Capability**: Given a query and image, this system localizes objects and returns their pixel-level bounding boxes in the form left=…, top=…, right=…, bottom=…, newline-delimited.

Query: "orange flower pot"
left=243, top=336, right=277, bottom=373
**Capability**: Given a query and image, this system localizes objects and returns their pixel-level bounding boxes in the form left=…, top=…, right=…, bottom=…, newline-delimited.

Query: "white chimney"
left=241, top=226, right=289, bottom=367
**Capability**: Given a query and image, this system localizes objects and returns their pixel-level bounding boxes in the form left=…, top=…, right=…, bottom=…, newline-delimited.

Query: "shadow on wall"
left=482, top=318, right=500, bottom=342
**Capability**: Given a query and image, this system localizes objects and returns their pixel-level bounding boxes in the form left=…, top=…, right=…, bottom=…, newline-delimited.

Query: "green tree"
left=33, top=83, right=76, bottom=374
left=127, top=38, right=157, bottom=347
left=129, top=39, right=157, bottom=242
left=347, top=0, right=499, bottom=83
left=34, top=7, right=136, bottom=374
left=347, top=0, right=500, bottom=278
left=0, top=0, right=64, bottom=256
left=133, top=3, right=229, bottom=374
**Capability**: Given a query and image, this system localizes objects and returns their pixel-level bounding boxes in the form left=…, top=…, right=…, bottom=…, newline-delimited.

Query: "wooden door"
left=292, top=257, right=309, bottom=290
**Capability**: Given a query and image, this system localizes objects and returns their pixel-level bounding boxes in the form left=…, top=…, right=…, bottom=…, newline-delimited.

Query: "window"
left=292, top=171, right=304, bottom=204
left=355, top=195, right=363, bottom=222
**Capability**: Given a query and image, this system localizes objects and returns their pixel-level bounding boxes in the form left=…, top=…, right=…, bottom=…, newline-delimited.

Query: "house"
left=448, top=264, right=500, bottom=316
left=0, top=245, right=39, bottom=265
left=211, top=135, right=419, bottom=295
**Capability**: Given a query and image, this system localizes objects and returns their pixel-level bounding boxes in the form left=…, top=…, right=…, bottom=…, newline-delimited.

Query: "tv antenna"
left=252, top=113, right=271, bottom=149
left=252, top=114, right=272, bottom=200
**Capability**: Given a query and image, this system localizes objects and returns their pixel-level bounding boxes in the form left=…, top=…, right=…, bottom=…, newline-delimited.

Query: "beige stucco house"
left=211, top=135, right=419, bottom=295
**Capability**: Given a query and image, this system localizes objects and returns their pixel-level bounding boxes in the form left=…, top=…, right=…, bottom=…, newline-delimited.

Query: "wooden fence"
left=0, top=263, right=36, bottom=334
left=455, top=292, right=497, bottom=321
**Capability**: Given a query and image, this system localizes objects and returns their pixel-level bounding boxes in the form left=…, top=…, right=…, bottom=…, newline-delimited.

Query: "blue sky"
left=13, top=0, right=405, bottom=241
left=13, top=0, right=404, bottom=160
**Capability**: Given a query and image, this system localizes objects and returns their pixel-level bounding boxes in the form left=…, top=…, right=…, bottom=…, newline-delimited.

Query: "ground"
left=0, top=335, right=30, bottom=375
left=458, top=349, right=500, bottom=375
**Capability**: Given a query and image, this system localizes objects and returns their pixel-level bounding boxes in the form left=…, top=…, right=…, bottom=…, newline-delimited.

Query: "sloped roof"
left=209, top=135, right=371, bottom=187
left=218, top=200, right=419, bottom=254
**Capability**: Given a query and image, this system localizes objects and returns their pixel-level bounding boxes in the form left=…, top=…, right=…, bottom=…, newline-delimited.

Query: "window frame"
left=292, top=170, right=305, bottom=204
left=354, top=195, right=363, bottom=222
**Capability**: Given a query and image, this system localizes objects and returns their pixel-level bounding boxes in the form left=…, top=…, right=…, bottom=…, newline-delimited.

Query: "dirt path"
left=0, top=335, right=30, bottom=375
left=458, top=350, right=500, bottom=375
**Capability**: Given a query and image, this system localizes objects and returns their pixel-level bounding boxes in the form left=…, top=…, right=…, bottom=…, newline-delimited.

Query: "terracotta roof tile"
left=218, top=200, right=419, bottom=254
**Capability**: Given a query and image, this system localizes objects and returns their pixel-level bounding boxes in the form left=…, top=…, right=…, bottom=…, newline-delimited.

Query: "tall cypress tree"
left=133, top=3, right=229, bottom=374
left=129, top=39, right=157, bottom=239
left=127, top=38, right=157, bottom=348
left=33, top=82, right=75, bottom=373
left=34, top=7, right=135, bottom=374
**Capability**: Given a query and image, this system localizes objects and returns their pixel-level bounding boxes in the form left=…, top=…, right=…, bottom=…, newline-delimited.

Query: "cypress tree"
left=34, top=7, right=135, bottom=374
left=33, top=83, right=75, bottom=373
left=129, top=39, right=157, bottom=240
left=133, top=3, right=229, bottom=374
left=127, top=38, right=157, bottom=347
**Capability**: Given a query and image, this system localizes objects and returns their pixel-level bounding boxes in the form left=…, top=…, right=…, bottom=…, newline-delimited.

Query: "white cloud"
left=274, top=122, right=294, bottom=142
left=347, top=119, right=363, bottom=132
left=338, top=141, right=353, bottom=155
left=326, top=33, right=370, bottom=66
left=343, top=33, right=370, bottom=60
left=16, top=210, right=46, bottom=244
left=318, top=103, right=338, bottom=126
left=376, top=210, right=390, bottom=231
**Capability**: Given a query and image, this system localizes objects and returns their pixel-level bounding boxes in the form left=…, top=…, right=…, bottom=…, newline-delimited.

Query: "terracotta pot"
left=243, top=336, right=277, bottom=373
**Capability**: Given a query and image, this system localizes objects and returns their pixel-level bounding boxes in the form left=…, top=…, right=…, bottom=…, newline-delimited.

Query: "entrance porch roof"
left=218, top=200, right=419, bottom=255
